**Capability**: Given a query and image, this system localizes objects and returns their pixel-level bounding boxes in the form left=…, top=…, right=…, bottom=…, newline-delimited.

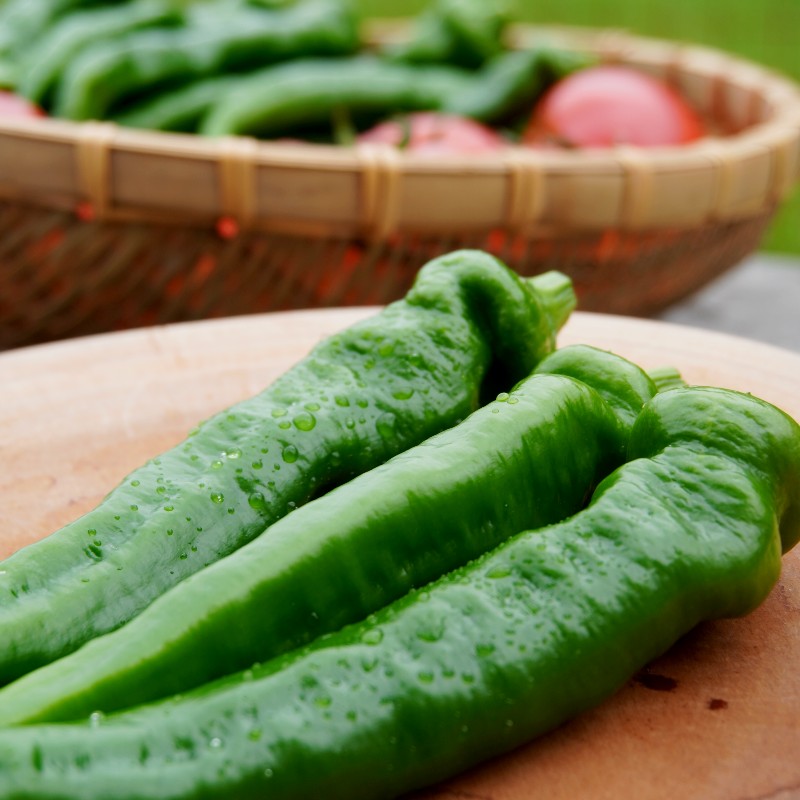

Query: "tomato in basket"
left=0, top=91, right=45, bottom=118
left=522, top=65, right=705, bottom=148
left=358, top=112, right=507, bottom=154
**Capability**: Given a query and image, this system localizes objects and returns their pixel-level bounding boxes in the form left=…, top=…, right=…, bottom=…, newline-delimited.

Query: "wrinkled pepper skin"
left=0, top=250, right=574, bottom=685
left=0, top=346, right=660, bottom=726
left=19, top=0, right=184, bottom=109
left=54, top=0, right=360, bottom=120
left=0, top=387, right=796, bottom=800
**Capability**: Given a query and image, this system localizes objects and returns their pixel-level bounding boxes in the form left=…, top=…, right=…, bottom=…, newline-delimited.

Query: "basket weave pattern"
left=0, top=25, right=798, bottom=349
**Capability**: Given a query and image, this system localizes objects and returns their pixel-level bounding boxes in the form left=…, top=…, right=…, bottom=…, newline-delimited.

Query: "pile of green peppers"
left=0, top=248, right=799, bottom=800
left=2, top=0, right=590, bottom=140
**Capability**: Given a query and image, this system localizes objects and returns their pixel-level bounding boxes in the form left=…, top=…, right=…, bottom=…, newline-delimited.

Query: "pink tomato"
left=523, top=65, right=705, bottom=148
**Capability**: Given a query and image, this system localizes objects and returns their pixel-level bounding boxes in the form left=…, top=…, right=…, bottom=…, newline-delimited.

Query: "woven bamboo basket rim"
left=0, top=22, right=798, bottom=240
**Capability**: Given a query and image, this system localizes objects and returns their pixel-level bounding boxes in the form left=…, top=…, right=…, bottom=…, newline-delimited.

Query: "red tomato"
left=0, top=91, right=45, bottom=119
left=523, top=65, right=705, bottom=148
left=358, top=112, right=507, bottom=154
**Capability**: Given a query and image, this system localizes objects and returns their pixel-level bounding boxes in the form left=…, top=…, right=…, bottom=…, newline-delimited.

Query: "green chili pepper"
left=114, top=73, right=238, bottom=132
left=0, top=0, right=119, bottom=87
left=383, top=0, right=513, bottom=70
left=0, top=251, right=574, bottom=686
left=53, top=0, right=360, bottom=120
left=0, top=386, right=797, bottom=799
left=199, top=55, right=471, bottom=138
left=0, top=345, right=665, bottom=726
left=198, top=47, right=582, bottom=139
left=19, top=0, right=185, bottom=110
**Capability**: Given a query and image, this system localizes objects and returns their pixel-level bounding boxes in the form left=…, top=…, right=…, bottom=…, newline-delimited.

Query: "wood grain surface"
left=1, top=309, right=799, bottom=799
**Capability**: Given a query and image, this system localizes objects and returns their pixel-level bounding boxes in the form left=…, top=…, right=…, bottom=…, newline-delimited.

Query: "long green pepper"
left=0, top=251, right=574, bottom=686
left=0, top=386, right=797, bottom=799
left=0, top=345, right=663, bottom=725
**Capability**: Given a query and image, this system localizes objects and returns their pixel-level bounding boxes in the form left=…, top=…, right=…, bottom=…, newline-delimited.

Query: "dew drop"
left=293, top=412, right=316, bottom=431
left=210, top=493, right=224, bottom=504
left=282, top=445, right=299, bottom=464
left=487, top=566, right=511, bottom=579
left=376, top=412, right=396, bottom=440
left=209, top=737, right=222, bottom=749
left=496, top=392, right=510, bottom=402
left=361, top=628, right=383, bottom=645
left=247, top=492, right=267, bottom=511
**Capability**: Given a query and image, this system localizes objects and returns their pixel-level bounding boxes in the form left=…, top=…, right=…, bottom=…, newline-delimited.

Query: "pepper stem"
left=647, top=365, right=686, bottom=393
left=527, top=270, right=577, bottom=332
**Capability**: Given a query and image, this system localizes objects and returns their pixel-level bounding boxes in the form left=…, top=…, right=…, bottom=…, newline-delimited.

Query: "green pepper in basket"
left=19, top=0, right=185, bottom=110
left=0, top=250, right=575, bottom=687
left=383, top=0, right=513, bottom=70
left=198, top=48, right=585, bottom=139
left=0, top=345, right=671, bottom=725
left=0, top=0, right=117, bottom=88
left=114, top=73, right=239, bottom=133
left=199, top=55, right=470, bottom=138
left=53, top=0, right=361, bottom=121
left=0, top=385, right=796, bottom=799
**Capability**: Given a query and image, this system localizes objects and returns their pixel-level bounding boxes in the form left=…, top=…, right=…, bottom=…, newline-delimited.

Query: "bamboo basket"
left=1, top=24, right=799, bottom=349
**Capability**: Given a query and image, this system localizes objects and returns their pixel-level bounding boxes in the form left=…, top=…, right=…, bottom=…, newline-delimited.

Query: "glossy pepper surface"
left=0, top=250, right=574, bottom=685
left=0, top=385, right=797, bottom=799
left=0, top=345, right=661, bottom=725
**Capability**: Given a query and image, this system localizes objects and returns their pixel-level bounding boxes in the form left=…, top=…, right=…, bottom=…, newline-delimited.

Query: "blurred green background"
left=357, top=0, right=800, bottom=256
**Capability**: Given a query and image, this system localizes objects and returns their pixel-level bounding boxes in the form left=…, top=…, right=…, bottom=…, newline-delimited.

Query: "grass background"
left=356, top=0, right=800, bottom=256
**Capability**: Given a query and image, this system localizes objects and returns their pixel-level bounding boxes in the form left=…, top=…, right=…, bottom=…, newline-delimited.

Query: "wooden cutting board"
left=1, top=310, right=799, bottom=799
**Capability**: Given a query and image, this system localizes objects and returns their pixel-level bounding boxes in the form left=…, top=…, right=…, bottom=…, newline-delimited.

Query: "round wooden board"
left=1, top=309, right=799, bottom=799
